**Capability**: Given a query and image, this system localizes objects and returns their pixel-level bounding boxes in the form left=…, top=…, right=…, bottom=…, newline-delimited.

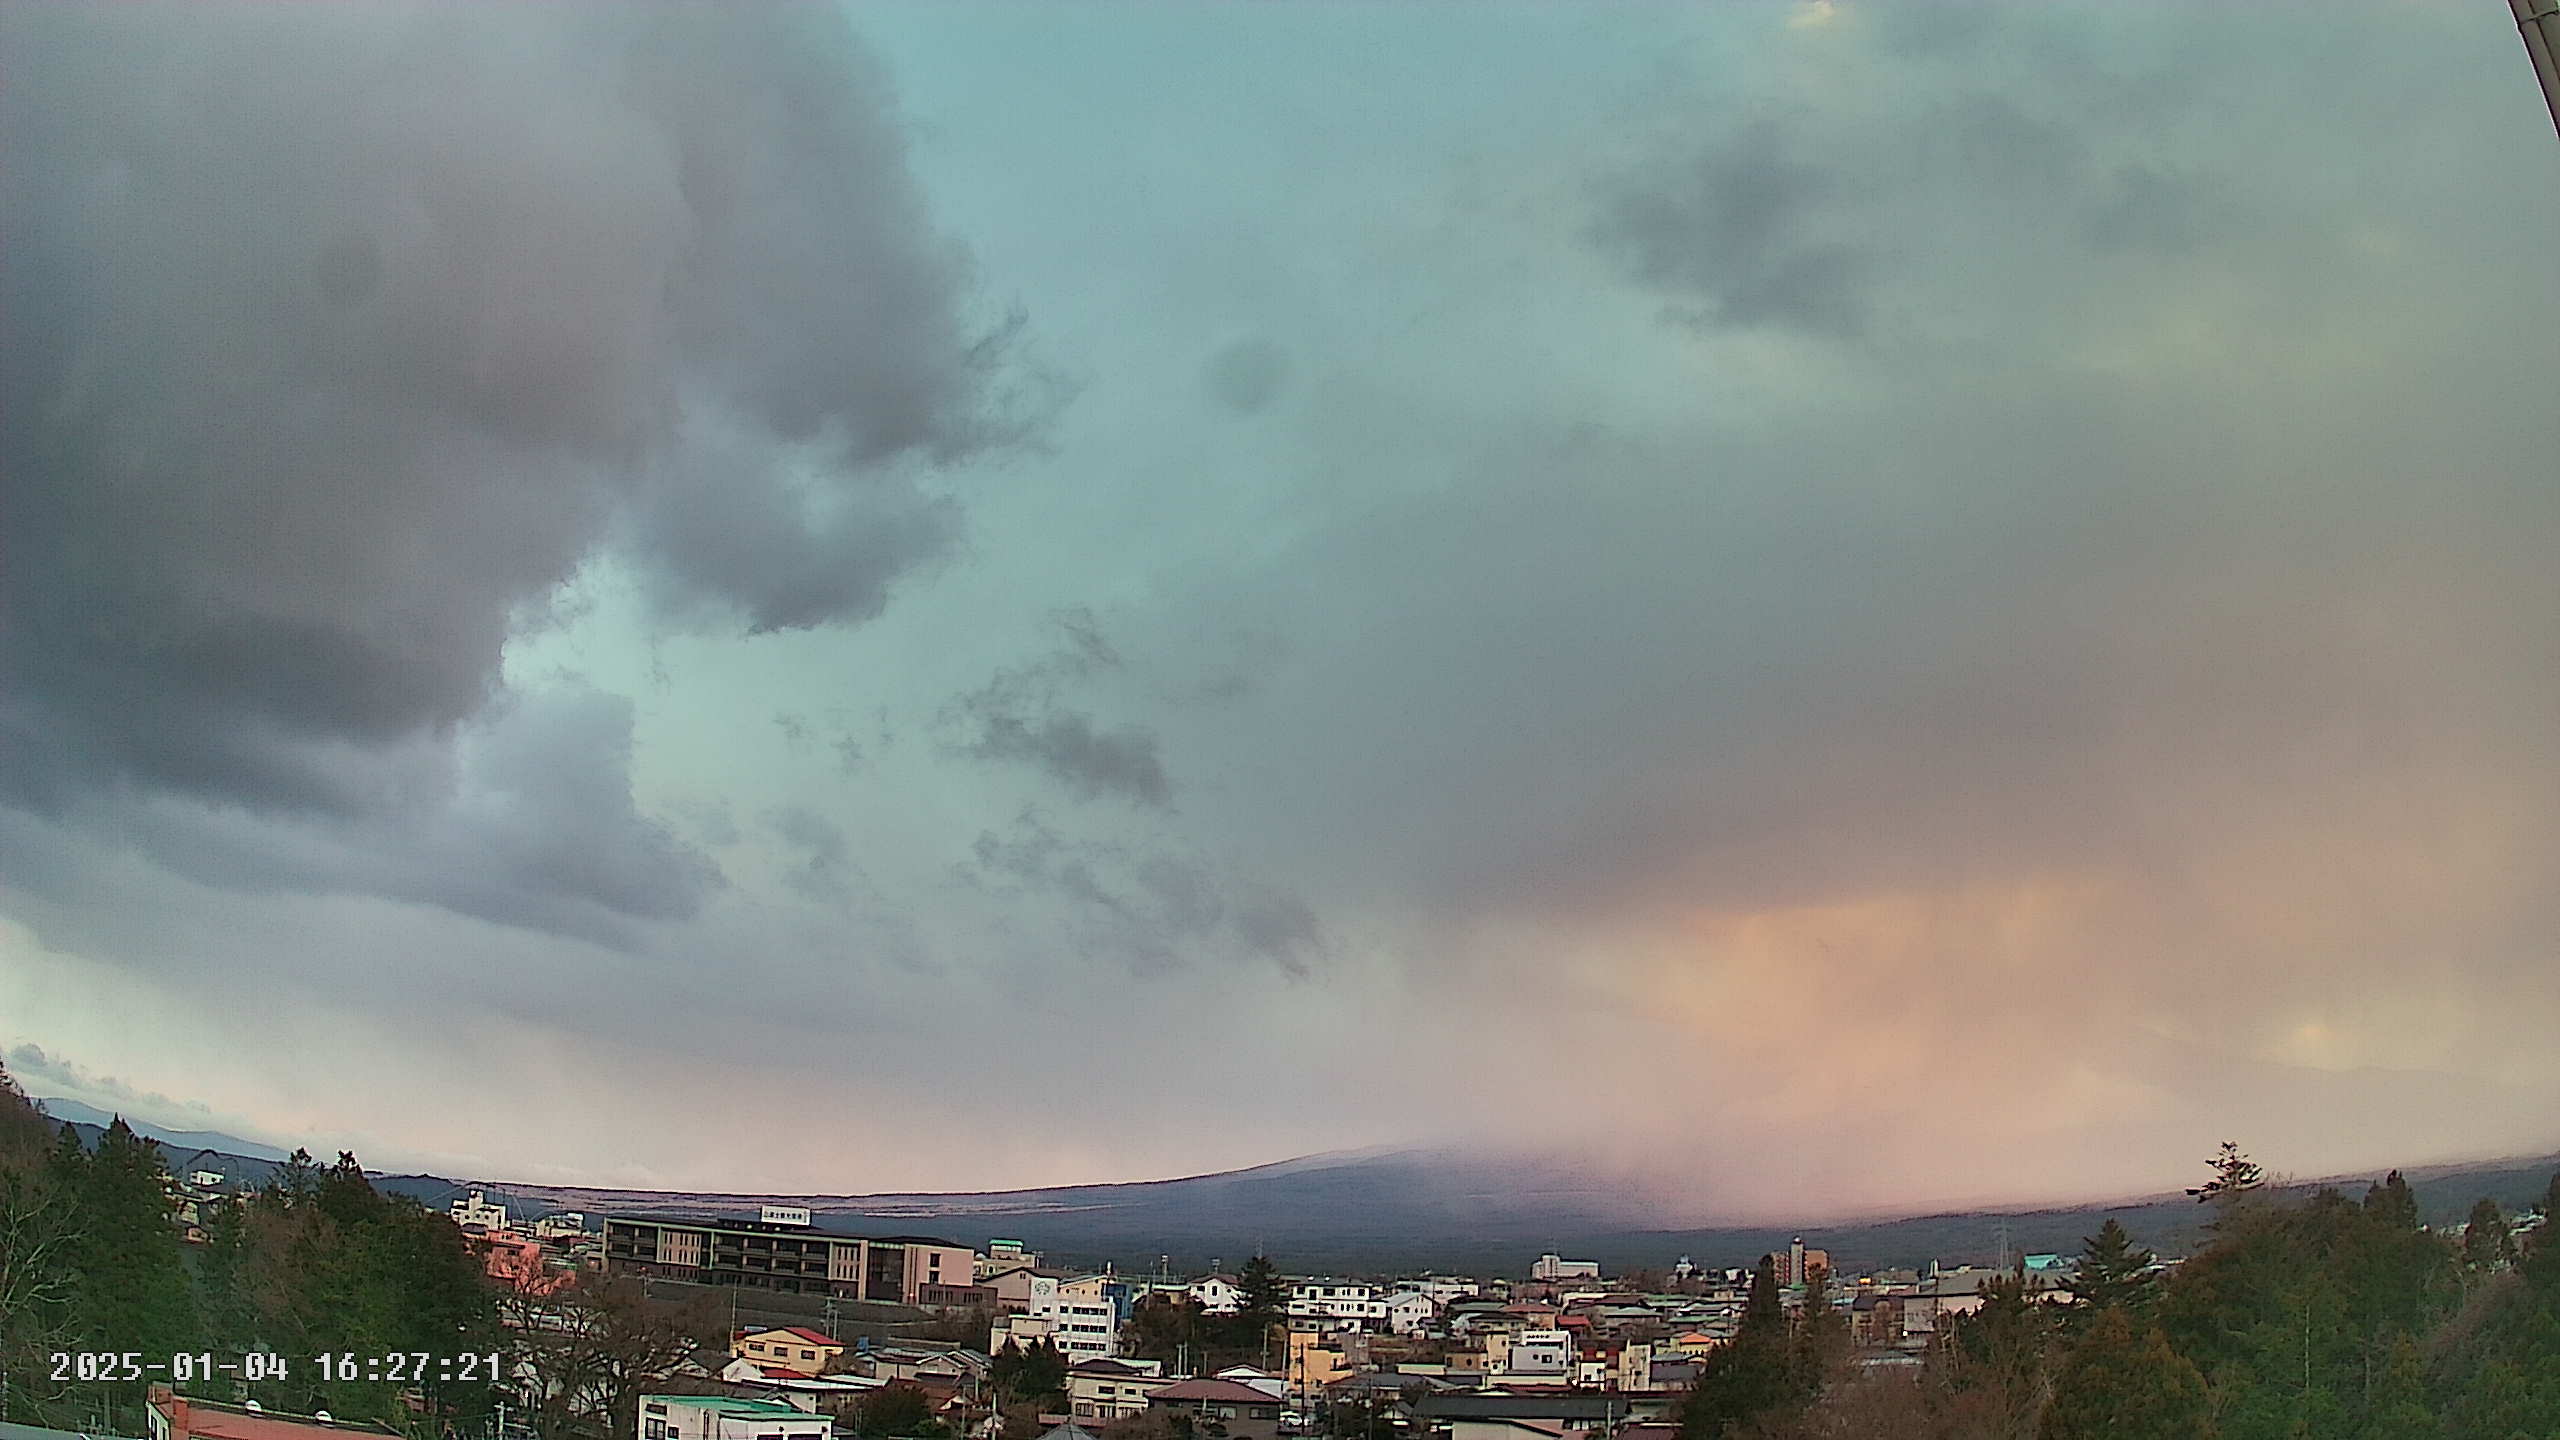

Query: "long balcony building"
left=604, top=1208, right=980, bottom=1305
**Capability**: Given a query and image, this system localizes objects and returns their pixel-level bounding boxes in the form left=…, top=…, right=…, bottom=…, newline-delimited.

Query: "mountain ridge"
left=46, top=1112, right=2557, bottom=1276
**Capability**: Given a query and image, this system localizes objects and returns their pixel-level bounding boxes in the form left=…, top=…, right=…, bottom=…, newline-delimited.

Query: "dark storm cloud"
left=959, top=810, right=1318, bottom=975
left=1594, top=120, right=1868, bottom=338
left=940, top=611, right=1173, bottom=808
left=0, top=3, right=1035, bottom=925
left=0, top=687, right=723, bottom=947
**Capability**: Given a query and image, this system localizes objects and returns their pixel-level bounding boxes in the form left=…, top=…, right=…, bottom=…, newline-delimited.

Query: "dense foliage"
left=0, top=1063, right=501, bottom=1433
left=1687, top=1144, right=2560, bottom=1440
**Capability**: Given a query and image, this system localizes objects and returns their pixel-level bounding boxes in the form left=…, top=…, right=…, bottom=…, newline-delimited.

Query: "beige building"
left=1067, top=1358, right=1172, bottom=1421
left=733, top=1326, right=845, bottom=1377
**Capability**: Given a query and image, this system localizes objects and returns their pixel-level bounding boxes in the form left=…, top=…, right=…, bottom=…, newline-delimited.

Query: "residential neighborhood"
left=6, top=1074, right=2560, bottom=1440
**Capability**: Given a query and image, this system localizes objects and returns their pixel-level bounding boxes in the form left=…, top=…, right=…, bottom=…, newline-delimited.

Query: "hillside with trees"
left=1681, top=1144, right=2560, bottom=1439
left=0, top=1060, right=505, bottom=1433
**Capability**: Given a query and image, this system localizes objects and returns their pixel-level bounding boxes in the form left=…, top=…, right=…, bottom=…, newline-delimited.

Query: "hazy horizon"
left=6, top=1, right=2558, bottom=1216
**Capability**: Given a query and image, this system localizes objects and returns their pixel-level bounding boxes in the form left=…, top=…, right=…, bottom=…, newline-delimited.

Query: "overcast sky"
left=3, top=1, right=2557, bottom=1222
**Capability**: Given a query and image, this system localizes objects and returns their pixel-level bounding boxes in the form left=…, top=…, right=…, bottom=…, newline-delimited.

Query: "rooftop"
left=647, top=1397, right=816, bottom=1418
left=610, top=1213, right=965, bottom=1248
left=1153, top=1380, right=1287, bottom=1406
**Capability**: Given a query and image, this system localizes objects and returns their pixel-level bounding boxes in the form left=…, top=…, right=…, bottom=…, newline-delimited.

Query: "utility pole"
left=2517, top=0, right=2560, bottom=138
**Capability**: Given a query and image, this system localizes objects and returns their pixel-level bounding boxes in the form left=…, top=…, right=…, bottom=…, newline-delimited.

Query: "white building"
left=1899, top=1267, right=2074, bottom=1337
left=533, top=1211, right=592, bottom=1239
left=450, top=1189, right=509, bottom=1231
left=639, top=1396, right=830, bottom=1440
left=1499, top=1328, right=1575, bottom=1381
left=1288, top=1280, right=1388, bottom=1328
left=1412, top=1276, right=1482, bottom=1305
left=994, top=1274, right=1119, bottom=1362
left=1530, top=1253, right=1600, bottom=1282
left=187, top=1170, right=226, bottom=1189
left=1382, top=1290, right=1437, bottom=1336
left=1190, top=1276, right=1242, bottom=1315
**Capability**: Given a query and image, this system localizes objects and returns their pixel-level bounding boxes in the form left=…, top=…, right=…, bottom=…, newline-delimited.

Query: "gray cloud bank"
left=0, top=3, right=1036, bottom=931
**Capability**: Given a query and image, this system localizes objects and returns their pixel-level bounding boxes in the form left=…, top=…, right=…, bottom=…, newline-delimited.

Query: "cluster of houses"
left=553, top=1208, right=2099, bottom=1440
left=54, top=1184, right=2118, bottom=1440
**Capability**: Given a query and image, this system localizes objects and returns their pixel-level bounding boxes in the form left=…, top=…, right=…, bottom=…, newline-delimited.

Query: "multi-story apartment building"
left=991, top=1274, right=1119, bottom=1362
left=603, top=1207, right=976, bottom=1304
left=1288, top=1279, right=1388, bottom=1327
left=1531, top=1254, right=1600, bottom=1282
left=1772, top=1238, right=1833, bottom=1287
left=451, top=1189, right=510, bottom=1231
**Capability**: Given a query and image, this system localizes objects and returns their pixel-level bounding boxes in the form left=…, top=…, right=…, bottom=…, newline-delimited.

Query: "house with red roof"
left=731, top=1325, right=845, bottom=1376
left=1146, top=1379, right=1285, bottom=1440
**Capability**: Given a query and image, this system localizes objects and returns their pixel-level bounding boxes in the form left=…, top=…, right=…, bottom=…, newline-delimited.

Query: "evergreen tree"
left=1682, top=1255, right=1794, bottom=1438
left=62, top=1119, right=198, bottom=1428
left=2039, top=1307, right=2212, bottom=1440
left=1787, top=1261, right=1847, bottom=1401
left=991, top=1338, right=1068, bottom=1408
left=2360, top=1171, right=2419, bottom=1231
left=1238, top=1253, right=1287, bottom=1325
left=2070, top=1219, right=2159, bottom=1319
left=2188, top=1141, right=2266, bottom=1225
left=2359, top=1335, right=2434, bottom=1439
left=1939, top=1263, right=2057, bottom=1430
left=267, top=1146, right=319, bottom=1203
left=2462, top=1197, right=2515, bottom=1274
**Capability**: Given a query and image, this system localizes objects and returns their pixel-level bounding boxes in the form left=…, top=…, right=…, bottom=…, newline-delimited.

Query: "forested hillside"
left=1682, top=1149, right=2560, bottom=1439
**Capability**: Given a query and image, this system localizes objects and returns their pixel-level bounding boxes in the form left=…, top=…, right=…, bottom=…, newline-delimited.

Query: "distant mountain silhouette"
left=44, top=1106, right=2557, bottom=1276
left=378, top=1142, right=2560, bottom=1277
left=33, top=1095, right=290, bottom=1162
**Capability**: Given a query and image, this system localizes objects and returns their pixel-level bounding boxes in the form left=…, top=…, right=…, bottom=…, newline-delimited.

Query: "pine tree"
left=268, top=1146, right=319, bottom=1204
left=1787, top=1261, right=1847, bottom=1400
left=1238, top=1253, right=1286, bottom=1321
left=2070, top=1219, right=2160, bottom=1319
left=64, top=1120, right=198, bottom=1427
left=2361, top=1171, right=2419, bottom=1231
left=1682, top=1255, right=1794, bottom=1438
left=2188, top=1141, right=2266, bottom=1224
left=2038, top=1307, right=2213, bottom=1440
